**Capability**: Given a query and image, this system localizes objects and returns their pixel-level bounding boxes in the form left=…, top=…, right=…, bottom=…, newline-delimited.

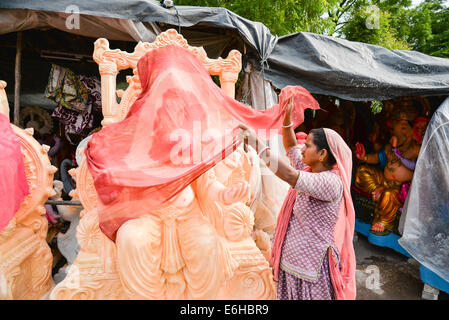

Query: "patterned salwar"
left=277, top=146, right=343, bottom=300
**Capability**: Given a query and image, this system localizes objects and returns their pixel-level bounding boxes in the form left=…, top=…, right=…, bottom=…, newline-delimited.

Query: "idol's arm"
left=362, top=153, right=380, bottom=165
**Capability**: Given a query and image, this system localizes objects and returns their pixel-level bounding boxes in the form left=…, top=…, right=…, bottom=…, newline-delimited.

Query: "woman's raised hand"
left=286, top=97, right=294, bottom=116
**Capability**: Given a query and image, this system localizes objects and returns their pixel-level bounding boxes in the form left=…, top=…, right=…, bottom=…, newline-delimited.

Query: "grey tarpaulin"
left=1, top=0, right=449, bottom=101
left=262, top=32, right=449, bottom=101
left=398, top=97, right=449, bottom=283
left=0, top=0, right=278, bottom=62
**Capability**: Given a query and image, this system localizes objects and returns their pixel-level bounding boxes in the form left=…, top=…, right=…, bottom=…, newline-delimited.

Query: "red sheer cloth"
left=0, top=114, right=29, bottom=232
left=86, top=45, right=319, bottom=241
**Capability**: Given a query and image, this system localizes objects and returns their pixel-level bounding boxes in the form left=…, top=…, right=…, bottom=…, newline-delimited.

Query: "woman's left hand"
left=238, top=123, right=259, bottom=149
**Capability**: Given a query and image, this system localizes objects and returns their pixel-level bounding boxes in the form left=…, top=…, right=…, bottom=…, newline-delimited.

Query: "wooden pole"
left=14, top=31, right=22, bottom=126
left=45, top=200, right=82, bottom=206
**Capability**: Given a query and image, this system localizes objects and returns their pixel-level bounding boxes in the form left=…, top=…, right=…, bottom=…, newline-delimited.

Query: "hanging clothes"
left=52, top=103, right=93, bottom=142
left=79, top=75, right=102, bottom=112
left=51, top=74, right=100, bottom=144
left=45, top=64, right=89, bottom=113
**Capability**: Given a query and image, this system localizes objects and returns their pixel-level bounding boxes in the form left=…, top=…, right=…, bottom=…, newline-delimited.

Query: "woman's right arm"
left=282, top=98, right=297, bottom=152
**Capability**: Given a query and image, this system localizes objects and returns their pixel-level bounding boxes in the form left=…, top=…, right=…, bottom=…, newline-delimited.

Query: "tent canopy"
left=1, top=0, right=449, bottom=101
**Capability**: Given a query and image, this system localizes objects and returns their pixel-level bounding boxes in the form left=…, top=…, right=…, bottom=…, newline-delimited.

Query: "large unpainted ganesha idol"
left=50, top=29, right=289, bottom=300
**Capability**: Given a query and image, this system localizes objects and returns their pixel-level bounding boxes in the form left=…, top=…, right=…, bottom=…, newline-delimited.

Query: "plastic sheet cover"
left=399, top=97, right=449, bottom=283
left=263, top=32, right=449, bottom=101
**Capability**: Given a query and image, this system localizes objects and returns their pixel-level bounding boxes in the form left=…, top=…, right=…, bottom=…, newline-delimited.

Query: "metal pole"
left=45, top=200, right=82, bottom=206
left=14, top=32, right=22, bottom=126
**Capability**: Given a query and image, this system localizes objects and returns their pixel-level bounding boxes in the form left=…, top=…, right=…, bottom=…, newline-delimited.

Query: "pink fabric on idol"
left=0, top=114, right=29, bottom=232
left=85, top=44, right=319, bottom=241
left=324, top=128, right=356, bottom=300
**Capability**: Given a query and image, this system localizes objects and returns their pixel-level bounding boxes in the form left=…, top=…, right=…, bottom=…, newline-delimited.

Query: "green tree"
left=420, top=1, right=449, bottom=58
left=174, top=0, right=449, bottom=56
left=340, top=1, right=412, bottom=49
left=175, top=0, right=340, bottom=36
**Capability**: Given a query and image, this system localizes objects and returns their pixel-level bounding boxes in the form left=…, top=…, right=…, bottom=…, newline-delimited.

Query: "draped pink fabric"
left=0, top=114, right=29, bottom=232
left=85, top=45, right=319, bottom=241
left=324, top=128, right=356, bottom=300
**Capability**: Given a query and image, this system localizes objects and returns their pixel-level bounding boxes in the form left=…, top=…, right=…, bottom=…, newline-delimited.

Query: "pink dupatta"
left=324, top=128, right=356, bottom=300
left=270, top=128, right=356, bottom=300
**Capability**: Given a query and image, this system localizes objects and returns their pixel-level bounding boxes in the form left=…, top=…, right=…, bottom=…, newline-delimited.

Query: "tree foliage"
left=174, top=0, right=449, bottom=57
left=175, top=0, right=340, bottom=35
left=420, top=1, right=449, bottom=58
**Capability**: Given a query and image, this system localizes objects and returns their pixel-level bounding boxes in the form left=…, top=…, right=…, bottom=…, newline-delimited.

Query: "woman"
left=238, top=100, right=356, bottom=300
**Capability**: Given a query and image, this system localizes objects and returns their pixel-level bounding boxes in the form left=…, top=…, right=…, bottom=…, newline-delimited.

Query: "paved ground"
left=354, top=232, right=449, bottom=300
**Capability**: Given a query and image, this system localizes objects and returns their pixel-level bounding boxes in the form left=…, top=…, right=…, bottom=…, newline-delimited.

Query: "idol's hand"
left=372, top=187, right=384, bottom=201
left=219, top=181, right=249, bottom=205
left=355, top=142, right=365, bottom=160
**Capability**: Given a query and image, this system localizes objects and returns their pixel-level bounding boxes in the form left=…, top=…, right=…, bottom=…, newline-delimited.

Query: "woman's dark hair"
left=310, top=128, right=336, bottom=167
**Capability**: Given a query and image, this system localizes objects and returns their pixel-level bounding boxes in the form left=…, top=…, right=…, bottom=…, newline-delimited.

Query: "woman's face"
left=301, top=133, right=323, bottom=167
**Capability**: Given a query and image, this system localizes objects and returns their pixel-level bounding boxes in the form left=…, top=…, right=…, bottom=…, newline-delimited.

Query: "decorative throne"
left=0, top=81, right=56, bottom=299
left=50, top=29, right=277, bottom=300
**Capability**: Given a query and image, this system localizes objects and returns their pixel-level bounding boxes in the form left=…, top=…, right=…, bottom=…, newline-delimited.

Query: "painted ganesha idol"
left=353, top=97, right=430, bottom=235
left=49, top=29, right=307, bottom=300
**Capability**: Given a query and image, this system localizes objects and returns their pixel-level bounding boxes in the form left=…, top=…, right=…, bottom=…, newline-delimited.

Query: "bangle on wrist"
left=282, top=122, right=293, bottom=128
left=258, top=146, right=271, bottom=157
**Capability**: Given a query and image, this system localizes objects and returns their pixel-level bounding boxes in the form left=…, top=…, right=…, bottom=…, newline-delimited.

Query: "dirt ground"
left=354, top=232, right=449, bottom=300
left=52, top=229, right=449, bottom=300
